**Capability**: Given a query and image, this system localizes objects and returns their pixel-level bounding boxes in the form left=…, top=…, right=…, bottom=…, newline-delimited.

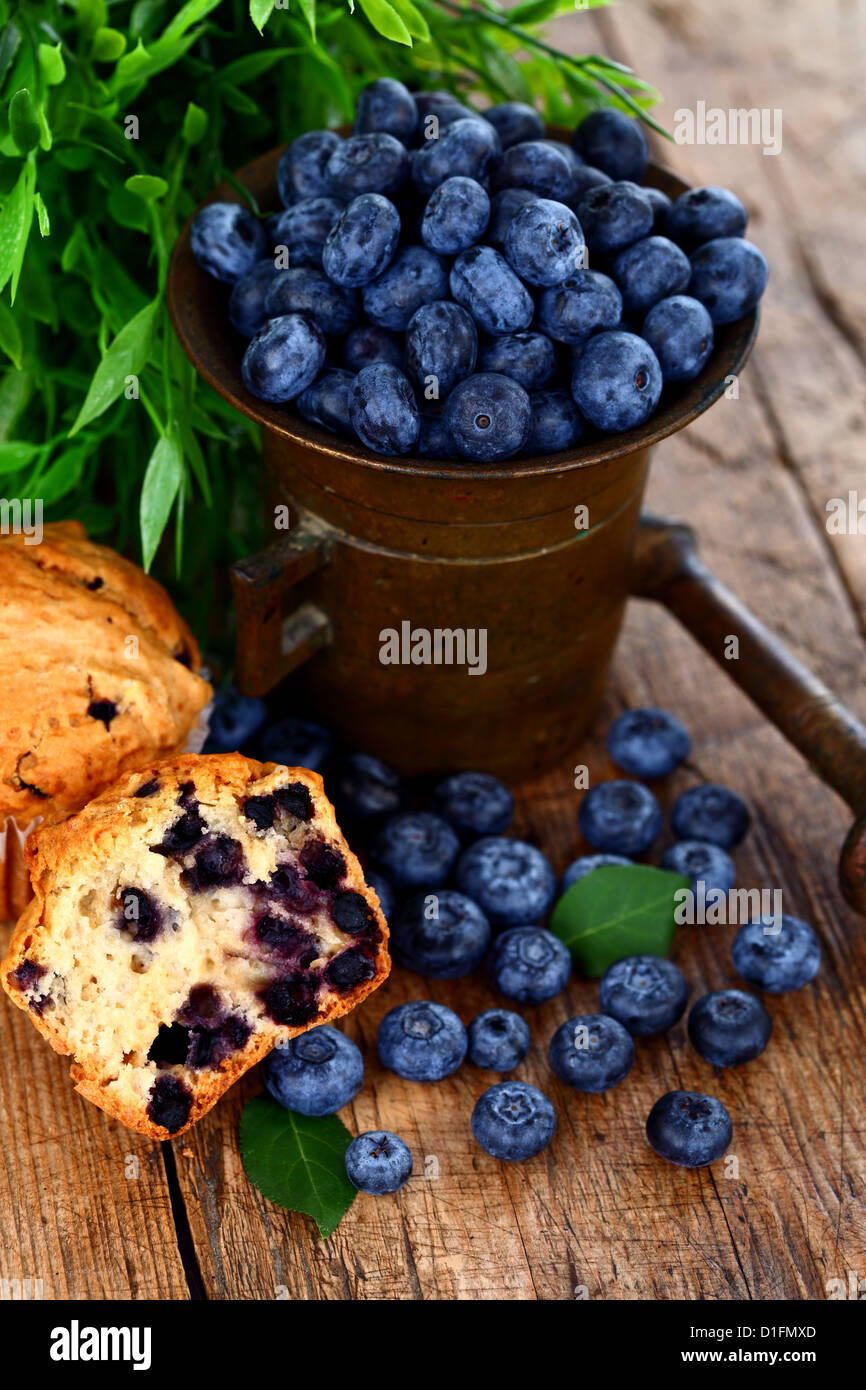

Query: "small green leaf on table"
left=240, top=1094, right=357, bottom=1239
left=550, top=864, right=690, bottom=976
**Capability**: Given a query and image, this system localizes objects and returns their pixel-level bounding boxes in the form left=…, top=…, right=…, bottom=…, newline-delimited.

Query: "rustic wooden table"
left=2, top=0, right=865, bottom=1301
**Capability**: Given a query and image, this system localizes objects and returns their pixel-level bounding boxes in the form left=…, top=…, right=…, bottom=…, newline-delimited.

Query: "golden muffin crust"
left=1, top=753, right=390, bottom=1139
left=0, top=521, right=211, bottom=828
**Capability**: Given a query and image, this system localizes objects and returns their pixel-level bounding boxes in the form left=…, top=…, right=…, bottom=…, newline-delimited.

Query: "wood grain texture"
left=2, top=0, right=865, bottom=1302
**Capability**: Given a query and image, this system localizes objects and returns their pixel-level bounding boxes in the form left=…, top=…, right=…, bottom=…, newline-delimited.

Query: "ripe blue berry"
left=432, top=770, right=514, bottom=839
left=228, top=259, right=279, bottom=338
left=241, top=314, right=326, bottom=403
left=258, top=715, right=332, bottom=768
left=485, top=101, right=544, bottom=150
left=491, top=140, right=576, bottom=203
left=342, top=322, right=404, bottom=372
left=488, top=927, right=571, bottom=1004
left=524, top=389, right=583, bottom=454
left=456, top=836, right=556, bottom=929
left=406, top=300, right=478, bottom=397
left=421, top=176, right=490, bottom=255
left=412, top=117, right=498, bottom=195
left=578, top=779, right=663, bottom=855
left=268, top=195, right=345, bottom=268
left=278, top=130, right=342, bottom=203
left=646, top=1091, right=732, bottom=1167
left=548, top=1013, right=635, bottom=1092
left=598, top=955, right=690, bottom=1037
left=264, top=266, right=358, bottom=337
left=731, top=915, right=821, bottom=993
left=371, top=810, right=460, bottom=892
left=578, top=180, right=654, bottom=255
left=688, top=989, right=772, bottom=1067
left=537, top=269, right=622, bottom=345
left=329, top=751, right=404, bottom=825
left=322, top=193, right=401, bottom=289
left=572, top=109, right=648, bottom=184
left=264, top=1025, right=363, bottom=1116
left=661, top=839, right=736, bottom=895
left=571, top=330, right=662, bottom=432
left=449, top=245, right=534, bottom=336
left=345, top=1130, right=413, bottom=1194
left=443, top=372, right=531, bottom=463
left=467, top=1009, right=531, bottom=1071
left=471, top=1081, right=555, bottom=1161
left=355, top=78, right=418, bottom=146
left=362, top=245, right=449, bottom=331
left=325, top=131, right=409, bottom=199
left=367, top=871, right=395, bottom=924
left=688, top=236, right=768, bottom=324
left=478, top=332, right=556, bottom=392
left=503, top=198, right=585, bottom=288
left=671, top=783, right=750, bottom=849
left=392, top=889, right=492, bottom=978
left=190, top=201, right=270, bottom=284
left=377, top=1000, right=467, bottom=1081
left=642, top=294, right=714, bottom=382
left=666, top=186, right=747, bottom=249
left=486, top=187, right=538, bottom=250
left=561, top=853, right=632, bottom=891
left=606, top=706, right=691, bottom=780
left=297, top=367, right=355, bottom=436
left=611, top=235, right=691, bottom=315
left=349, top=363, right=420, bottom=455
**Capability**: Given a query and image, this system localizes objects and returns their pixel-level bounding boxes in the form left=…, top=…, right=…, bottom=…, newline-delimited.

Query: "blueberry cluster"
left=190, top=81, right=768, bottom=463
left=216, top=687, right=819, bottom=1174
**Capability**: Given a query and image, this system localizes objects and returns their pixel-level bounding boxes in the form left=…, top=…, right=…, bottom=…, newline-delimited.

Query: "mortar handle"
left=632, top=514, right=866, bottom=915
left=230, top=526, right=333, bottom=697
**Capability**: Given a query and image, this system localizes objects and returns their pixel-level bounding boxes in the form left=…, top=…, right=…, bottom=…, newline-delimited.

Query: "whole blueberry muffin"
left=0, top=753, right=390, bottom=1138
left=0, top=521, right=211, bottom=918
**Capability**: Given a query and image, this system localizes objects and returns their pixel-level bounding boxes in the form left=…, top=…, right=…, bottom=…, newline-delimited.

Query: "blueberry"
left=471, top=1081, right=555, bottom=1161
left=571, top=330, right=662, bottom=432
left=263, top=974, right=318, bottom=1026
left=297, top=367, right=355, bottom=437
left=560, top=853, right=632, bottom=892
left=611, top=235, right=691, bottom=315
left=537, top=269, right=622, bottom=345
left=579, top=779, right=663, bottom=854
left=147, top=1075, right=193, bottom=1134
left=420, top=176, right=491, bottom=255
left=478, top=332, right=556, bottom=391
left=488, top=926, right=571, bottom=1004
left=264, top=1025, right=363, bottom=1116
left=606, top=706, right=690, bottom=780
left=731, top=915, right=821, bottom=993
left=268, top=195, right=345, bottom=268
left=349, top=362, right=419, bottom=455
left=116, top=886, right=163, bottom=943
left=405, top=300, right=478, bottom=397
left=646, top=1090, right=732, bottom=1167
left=485, top=101, right=544, bottom=149
left=644, top=185, right=672, bottom=232
left=642, top=294, right=714, bottom=382
left=362, top=245, right=449, bottom=331
left=345, top=1130, right=413, bottom=1194
left=425, top=103, right=496, bottom=138
left=502, top=198, right=584, bottom=289
left=412, top=117, right=499, bottom=195
left=598, top=955, right=690, bottom=1036
left=371, top=810, right=460, bottom=892
left=322, top=193, right=401, bottom=288
left=688, top=989, right=772, bottom=1067
left=259, top=716, right=333, bottom=769
left=392, top=889, right=491, bottom=978
left=377, top=1000, right=467, bottom=1081
left=468, top=1009, right=530, bottom=1072
left=432, top=770, right=514, bottom=839
left=572, top=108, right=648, bottom=183
left=367, top=871, right=395, bottom=924
left=342, top=323, right=404, bottom=373
left=661, top=839, right=736, bottom=895
left=455, top=836, right=556, bottom=929
left=688, top=237, right=768, bottom=324
left=577, top=180, right=654, bottom=255
left=413, top=89, right=459, bottom=124
left=228, top=259, right=279, bottom=338
left=242, top=314, right=326, bottom=403
left=443, top=372, right=531, bottom=463
left=264, top=266, right=358, bottom=337
left=190, top=201, right=270, bottom=284
left=278, top=130, right=343, bottom=203
left=329, top=751, right=404, bottom=824
left=671, top=784, right=750, bottom=849
left=549, top=1013, right=635, bottom=1092
left=666, top=186, right=748, bottom=249
left=326, top=945, right=376, bottom=992
left=331, top=890, right=377, bottom=936
left=417, top=410, right=455, bottom=459
left=300, top=837, right=346, bottom=890
left=355, top=78, right=418, bottom=145
left=524, top=389, right=583, bottom=454
left=486, top=188, right=538, bottom=251
left=325, top=132, right=409, bottom=199
left=204, top=684, right=267, bottom=752
left=491, top=140, right=576, bottom=203
left=450, top=245, right=534, bottom=337
left=568, top=163, right=612, bottom=205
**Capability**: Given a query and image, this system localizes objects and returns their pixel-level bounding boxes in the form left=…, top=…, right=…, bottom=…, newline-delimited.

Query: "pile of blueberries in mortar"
left=190, top=78, right=768, bottom=464
left=207, top=689, right=820, bottom=1194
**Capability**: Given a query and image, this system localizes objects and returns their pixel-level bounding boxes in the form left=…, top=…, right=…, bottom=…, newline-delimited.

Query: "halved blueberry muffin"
left=0, top=753, right=389, bottom=1138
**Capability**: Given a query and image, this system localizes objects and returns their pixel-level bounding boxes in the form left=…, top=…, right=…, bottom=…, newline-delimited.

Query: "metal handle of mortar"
left=632, top=513, right=866, bottom=915
left=230, top=526, right=333, bottom=696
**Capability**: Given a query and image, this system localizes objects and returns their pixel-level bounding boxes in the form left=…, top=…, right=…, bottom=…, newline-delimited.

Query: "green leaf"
left=91, top=27, right=128, bottom=62
left=249, top=0, right=274, bottom=34
left=0, top=440, right=40, bottom=475
left=0, top=22, right=22, bottom=89
left=389, top=0, right=430, bottom=41
left=140, top=430, right=183, bottom=569
left=161, top=0, right=222, bottom=43
left=297, top=0, right=317, bottom=39
left=75, top=0, right=109, bottom=35
left=124, top=173, right=168, bottom=201
left=359, top=0, right=413, bottom=46
left=69, top=299, right=158, bottom=435
left=0, top=300, right=23, bottom=369
left=38, top=43, right=67, bottom=86
left=215, top=48, right=302, bottom=86
left=550, top=865, right=690, bottom=976
left=240, top=1094, right=357, bottom=1239
left=181, top=100, right=207, bottom=143
left=9, top=89, right=40, bottom=154
left=34, top=192, right=50, bottom=236
left=0, top=160, right=35, bottom=302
